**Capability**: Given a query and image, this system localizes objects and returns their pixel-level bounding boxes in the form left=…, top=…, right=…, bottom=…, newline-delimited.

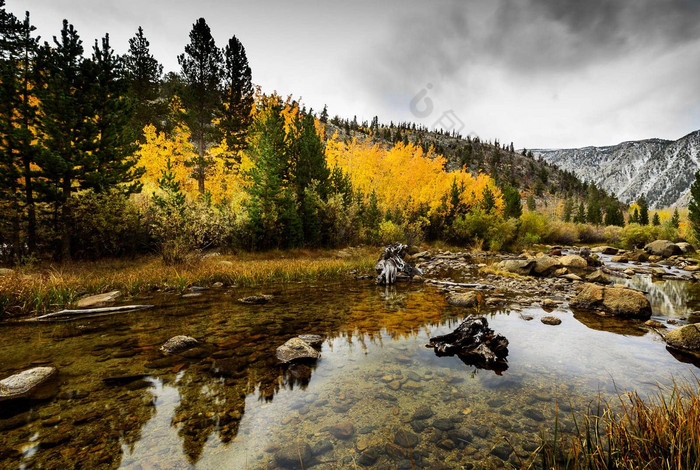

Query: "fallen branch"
left=424, top=279, right=495, bottom=290
left=27, top=305, right=154, bottom=321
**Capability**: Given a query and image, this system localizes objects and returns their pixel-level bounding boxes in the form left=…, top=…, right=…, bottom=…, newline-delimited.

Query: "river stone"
left=664, top=324, right=700, bottom=353
left=541, top=316, right=562, bottom=326
left=328, top=421, right=354, bottom=439
left=586, top=269, right=610, bottom=285
left=276, top=337, right=320, bottom=363
left=644, top=320, right=666, bottom=329
left=432, top=418, right=455, bottom=431
left=77, top=290, right=121, bottom=308
left=447, top=291, right=480, bottom=308
left=687, top=311, right=700, bottom=324
left=238, top=294, right=273, bottom=304
left=0, top=366, right=57, bottom=401
left=644, top=240, right=682, bottom=258
left=533, top=255, right=561, bottom=276
left=160, top=335, right=199, bottom=355
left=298, top=334, right=324, bottom=347
left=677, top=242, right=695, bottom=254
left=592, top=246, right=619, bottom=255
left=497, top=259, right=535, bottom=275
left=274, top=442, right=312, bottom=468
left=394, top=430, right=420, bottom=448
left=412, top=405, right=434, bottom=420
left=559, top=254, right=587, bottom=269
left=570, top=283, right=651, bottom=318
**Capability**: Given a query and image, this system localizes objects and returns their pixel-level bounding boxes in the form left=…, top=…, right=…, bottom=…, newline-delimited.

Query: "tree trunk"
left=22, top=158, right=36, bottom=254
left=198, top=134, right=206, bottom=194
left=60, top=178, right=71, bottom=262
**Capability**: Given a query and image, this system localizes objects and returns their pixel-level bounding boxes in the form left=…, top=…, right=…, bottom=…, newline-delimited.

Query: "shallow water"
left=1, top=278, right=699, bottom=470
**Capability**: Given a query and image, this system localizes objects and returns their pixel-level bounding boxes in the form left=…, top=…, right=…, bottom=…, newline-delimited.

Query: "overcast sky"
left=7, top=0, right=700, bottom=149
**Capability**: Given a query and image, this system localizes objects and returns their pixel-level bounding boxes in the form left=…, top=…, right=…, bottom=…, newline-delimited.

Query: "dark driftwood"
left=27, top=305, right=154, bottom=322
left=375, top=243, right=423, bottom=285
left=428, top=315, right=509, bottom=373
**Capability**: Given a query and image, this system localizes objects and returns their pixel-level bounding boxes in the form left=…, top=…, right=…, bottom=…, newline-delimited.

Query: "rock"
left=586, top=269, right=610, bottom=285
left=432, top=418, right=455, bottom=431
left=532, top=255, right=561, bottom=276
left=394, top=430, right=420, bottom=448
left=297, top=334, right=324, bottom=347
left=541, top=316, right=562, bottom=325
left=447, top=291, right=481, bottom=308
left=664, top=324, right=700, bottom=353
left=570, top=283, right=651, bottom=318
left=628, top=250, right=650, bottom=262
left=413, top=251, right=431, bottom=259
left=497, top=259, right=536, bottom=276
left=77, top=290, right=121, bottom=308
left=212, top=282, right=224, bottom=288
left=559, top=254, right=588, bottom=269
left=328, top=421, right=354, bottom=439
left=542, top=299, right=559, bottom=309
left=0, top=366, right=57, bottom=401
left=677, top=242, right=695, bottom=254
left=238, top=295, right=273, bottom=304
left=611, top=255, right=628, bottom=263
left=412, top=405, right=434, bottom=420
left=311, top=439, right=333, bottom=456
left=562, top=273, right=582, bottom=281
left=358, top=446, right=383, bottom=466
left=160, top=335, right=199, bottom=355
left=0, top=268, right=15, bottom=276
left=274, top=442, right=312, bottom=468
left=687, top=312, right=700, bottom=324
left=645, top=240, right=682, bottom=258
left=276, top=337, right=320, bottom=363
left=592, top=246, right=619, bottom=255
left=644, top=320, right=666, bottom=329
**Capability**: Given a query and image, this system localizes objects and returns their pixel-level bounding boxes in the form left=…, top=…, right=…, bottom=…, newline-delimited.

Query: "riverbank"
left=0, top=247, right=377, bottom=318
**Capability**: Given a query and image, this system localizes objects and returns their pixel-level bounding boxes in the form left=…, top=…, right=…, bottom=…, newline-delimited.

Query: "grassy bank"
left=0, top=247, right=377, bottom=318
left=533, top=380, right=700, bottom=469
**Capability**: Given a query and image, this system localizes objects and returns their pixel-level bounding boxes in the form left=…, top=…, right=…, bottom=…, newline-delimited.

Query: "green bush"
left=378, top=220, right=405, bottom=244
left=620, top=224, right=663, bottom=249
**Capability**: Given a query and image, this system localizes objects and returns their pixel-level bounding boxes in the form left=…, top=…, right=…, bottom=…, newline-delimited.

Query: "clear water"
left=0, top=279, right=698, bottom=469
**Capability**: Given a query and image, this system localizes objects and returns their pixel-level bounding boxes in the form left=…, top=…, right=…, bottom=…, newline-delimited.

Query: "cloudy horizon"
left=7, top=0, right=700, bottom=149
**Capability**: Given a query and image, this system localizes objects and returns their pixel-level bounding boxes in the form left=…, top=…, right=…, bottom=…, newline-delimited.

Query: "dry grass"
left=534, top=379, right=700, bottom=470
left=0, top=247, right=377, bottom=318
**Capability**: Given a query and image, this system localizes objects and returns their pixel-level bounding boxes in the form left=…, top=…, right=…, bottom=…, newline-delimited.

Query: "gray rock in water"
left=446, top=291, right=480, bottom=308
left=664, top=324, right=700, bottom=354
left=238, top=295, right=273, bottom=304
left=677, top=242, right=696, bottom=254
left=570, top=283, right=651, bottom=318
left=591, top=246, right=618, bottom=255
left=274, top=442, right=312, bottom=468
left=276, top=337, right=320, bottom=363
left=541, top=316, right=562, bottom=326
left=497, top=259, right=536, bottom=276
left=160, top=335, right=199, bottom=355
left=586, top=269, right=610, bottom=285
left=77, top=290, right=121, bottom=308
left=298, top=334, right=324, bottom=347
left=0, top=366, right=57, bottom=401
left=394, top=429, right=420, bottom=448
left=644, top=240, right=682, bottom=258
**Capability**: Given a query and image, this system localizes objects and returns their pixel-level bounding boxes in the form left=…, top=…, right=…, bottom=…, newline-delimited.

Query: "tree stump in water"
left=428, top=316, right=509, bottom=373
left=375, top=243, right=422, bottom=285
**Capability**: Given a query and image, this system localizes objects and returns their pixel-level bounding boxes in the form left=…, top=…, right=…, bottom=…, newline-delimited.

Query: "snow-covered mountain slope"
left=533, top=130, right=700, bottom=208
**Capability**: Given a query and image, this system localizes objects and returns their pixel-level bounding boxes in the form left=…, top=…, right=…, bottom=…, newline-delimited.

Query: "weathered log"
left=424, top=279, right=494, bottom=290
left=428, top=316, right=509, bottom=373
left=26, top=305, right=154, bottom=321
left=375, top=243, right=423, bottom=285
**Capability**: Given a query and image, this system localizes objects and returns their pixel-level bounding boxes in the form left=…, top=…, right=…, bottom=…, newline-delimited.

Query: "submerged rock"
left=276, top=337, right=320, bottom=363
left=664, top=324, right=700, bottom=354
left=160, top=335, right=199, bottom=355
left=238, top=294, right=273, bottom=304
left=570, top=283, right=651, bottom=318
left=428, top=316, right=509, bottom=373
left=541, top=316, right=562, bottom=325
left=274, top=442, right=312, bottom=468
left=644, top=240, right=682, bottom=258
left=446, top=291, right=481, bottom=308
left=0, top=366, right=57, bottom=401
left=77, top=290, right=121, bottom=308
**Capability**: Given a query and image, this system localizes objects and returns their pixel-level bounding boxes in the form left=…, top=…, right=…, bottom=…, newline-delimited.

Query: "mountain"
left=532, top=130, right=700, bottom=209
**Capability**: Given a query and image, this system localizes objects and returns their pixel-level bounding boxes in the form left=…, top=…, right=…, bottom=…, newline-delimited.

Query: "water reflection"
left=0, top=281, right=698, bottom=469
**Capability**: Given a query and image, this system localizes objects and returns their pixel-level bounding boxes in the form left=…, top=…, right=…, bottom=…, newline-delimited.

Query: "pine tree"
left=689, top=171, right=700, bottom=240
left=637, top=195, right=649, bottom=225
left=604, top=202, right=624, bottom=227
left=652, top=212, right=661, bottom=226
left=586, top=197, right=601, bottom=225
left=502, top=185, right=522, bottom=219
left=670, top=208, right=680, bottom=229
left=178, top=18, right=223, bottom=194
left=526, top=194, right=536, bottom=211
left=562, top=198, right=574, bottom=222
left=630, top=208, right=639, bottom=224
left=123, top=26, right=163, bottom=137
left=218, top=35, right=253, bottom=158
left=573, top=203, right=586, bottom=223
left=481, top=185, right=496, bottom=213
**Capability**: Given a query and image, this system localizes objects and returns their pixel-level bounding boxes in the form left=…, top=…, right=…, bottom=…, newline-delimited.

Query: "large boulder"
left=0, top=366, right=57, bottom=401
left=497, top=259, right=535, bottom=276
left=559, top=254, right=588, bottom=269
left=676, top=242, right=696, bottom=254
left=532, top=255, right=562, bottom=276
left=77, top=290, right=121, bottom=308
left=644, top=240, right=682, bottom=258
left=161, top=335, right=199, bottom=355
left=591, top=246, right=619, bottom=255
left=447, top=291, right=481, bottom=308
left=664, top=324, right=700, bottom=354
left=586, top=269, right=610, bottom=284
left=276, top=337, right=320, bottom=363
left=570, top=283, right=651, bottom=318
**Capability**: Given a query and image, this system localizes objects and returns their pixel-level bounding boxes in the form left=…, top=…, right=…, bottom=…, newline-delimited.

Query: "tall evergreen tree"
left=652, top=212, right=661, bottom=226
left=219, top=35, right=253, bottom=158
left=688, top=171, right=700, bottom=241
left=502, top=185, right=522, bottom=219
left=562, top=198, right=574, bottom=222
left=178, top=18, right=222, bottom=194
left=637, top=195, right=649, bottom=225
left=670, top=208, right=680, bottom=229
left=573, top=202, right=586, bottom=223
left=604, top=202, right=624, bottom=227
left=123, top=26, right=163, bottom=137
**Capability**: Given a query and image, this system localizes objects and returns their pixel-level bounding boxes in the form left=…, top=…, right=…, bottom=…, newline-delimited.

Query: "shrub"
left=620, top=224, right=662, bottom=249
left=519, top=211, right=550, bottom=245
left=378, top=220, right=405, bottom=244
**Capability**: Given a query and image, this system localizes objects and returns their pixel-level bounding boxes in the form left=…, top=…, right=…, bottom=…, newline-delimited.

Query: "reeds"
left=534, top=379, right=700, bottom=470
left=0, top=248, right=376, bottom=318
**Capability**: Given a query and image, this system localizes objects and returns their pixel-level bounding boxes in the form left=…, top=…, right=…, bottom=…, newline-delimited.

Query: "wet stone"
left=410, top=420, right=428, bottom=433
left=412, top=405, right=434, bottom=420
left=490, top=442, right=513, bottom=461
left=437, top=439, right=455, bottom=450
left=541, top=316, right=562, bottom=326
left=394, top=429, right=420, bottom=448
left=357, top=446, right=383, bottom=466
left=274, top=442, right=312, bottom=468
left=523, top=408, right=545, bottom=422
left=328, top=421, right=354, bottom=439
left=432, top=418, right=455, bottom=431
left=311, top=439, right=333, bottom=456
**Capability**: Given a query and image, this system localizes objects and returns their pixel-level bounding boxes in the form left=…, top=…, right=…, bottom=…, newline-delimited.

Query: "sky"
left=6, top=0, right=700, bottom=149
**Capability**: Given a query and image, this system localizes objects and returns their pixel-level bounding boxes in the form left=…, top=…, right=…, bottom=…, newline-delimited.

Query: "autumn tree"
left=218, top=35, right=253, bottom=158
left=178, top=18, right=222, bottom=194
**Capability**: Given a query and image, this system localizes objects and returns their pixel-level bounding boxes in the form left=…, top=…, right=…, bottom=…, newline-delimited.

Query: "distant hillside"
left=324, top=118, right=596, bottom=203
left=532, top=130, right=700, bottom=209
